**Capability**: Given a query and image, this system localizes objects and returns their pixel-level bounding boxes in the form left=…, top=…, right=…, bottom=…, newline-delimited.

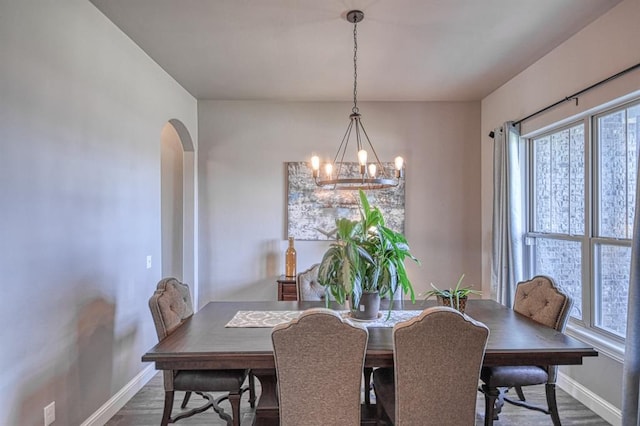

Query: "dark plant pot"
left=437, top=295, right=467, bottom=313
left=353, top=291, right=381, bottom=320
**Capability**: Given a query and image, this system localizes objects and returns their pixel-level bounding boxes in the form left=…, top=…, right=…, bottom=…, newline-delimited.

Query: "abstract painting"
left=286, top=162, right=405, bottom=241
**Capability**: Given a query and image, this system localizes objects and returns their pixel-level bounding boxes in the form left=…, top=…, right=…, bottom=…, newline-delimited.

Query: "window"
left=525, top=99, right=639, bottom=340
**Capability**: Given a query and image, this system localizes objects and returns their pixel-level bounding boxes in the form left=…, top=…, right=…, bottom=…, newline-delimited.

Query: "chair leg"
left=248, top=372, right=256, bottom=408
left=229, top=391, right=242, bottom=426
left=482, top=384, right=500, bottom=426
left=173, top=392, right=216, bottom=423
left=546, top=383, right=562, bottom=426
left=364, top=367, right=373, bottom=405
left=373, top=385, right=388, bottom=426
left=181, top=391, right=192, bottom=408
left=515, top=385, right=526, bottom=401
left=161, top=391, right=174, bottom=426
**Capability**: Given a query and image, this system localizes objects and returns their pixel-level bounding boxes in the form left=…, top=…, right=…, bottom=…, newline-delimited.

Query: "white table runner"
left=225, top=310, right=424, bottom=328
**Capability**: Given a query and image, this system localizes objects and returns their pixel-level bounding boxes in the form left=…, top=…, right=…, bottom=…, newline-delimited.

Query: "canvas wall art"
left=286, top=162, right=405, bottom=241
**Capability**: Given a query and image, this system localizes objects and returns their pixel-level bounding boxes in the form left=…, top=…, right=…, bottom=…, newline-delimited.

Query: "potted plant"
left=317, top=190, right=419, bottom=320
left=421, top=274, right=481, bottom=313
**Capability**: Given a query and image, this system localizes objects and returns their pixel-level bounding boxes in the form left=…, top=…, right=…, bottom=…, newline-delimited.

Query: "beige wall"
left=198, top=100, right=481, bottom=304
left=480, top=0, right=640, bottom=418
left=0, top=1, right=197, bottom=425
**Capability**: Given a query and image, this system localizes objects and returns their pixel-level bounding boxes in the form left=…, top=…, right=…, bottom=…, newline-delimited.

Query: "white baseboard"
left=557, top=372, right=621, bottom=426
left=80, top=365, right=157, bottom=426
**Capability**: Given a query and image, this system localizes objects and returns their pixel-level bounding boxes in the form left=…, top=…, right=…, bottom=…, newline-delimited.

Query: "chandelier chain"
left=352, top=20, right=358, bottom=114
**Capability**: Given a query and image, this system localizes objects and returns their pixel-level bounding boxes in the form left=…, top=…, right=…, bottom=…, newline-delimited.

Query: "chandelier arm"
left=358, top=120, right=390, bottom=177
left=335, top=118, right=354, bottom=182
left=354, top=116, right=363, bottom=155
left=333, top=118, right=354, bottom=166
left=353, top=117, right=367, bottom=179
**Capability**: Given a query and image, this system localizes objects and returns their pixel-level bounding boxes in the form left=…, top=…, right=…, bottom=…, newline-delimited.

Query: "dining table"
left=142, top=299, right=598, bottom=426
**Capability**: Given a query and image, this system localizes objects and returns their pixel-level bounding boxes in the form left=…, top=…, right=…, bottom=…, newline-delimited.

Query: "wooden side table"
left=277, top=275, right=298, bottom=301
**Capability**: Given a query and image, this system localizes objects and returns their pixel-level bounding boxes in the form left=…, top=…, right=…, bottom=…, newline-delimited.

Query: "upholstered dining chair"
left=148, top=277, right=254, bottom=426
left=296, top=263, right=398, bottom=405
left=480, top=275, right=573, bottom=426
left=296, top=263, right=324, bottom=301
left=373, top=306, right=490, bottom=425
left=271, top=308, right=368, bottom=426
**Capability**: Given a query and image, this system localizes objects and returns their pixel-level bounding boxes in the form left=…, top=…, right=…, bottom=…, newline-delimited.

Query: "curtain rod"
left=512, top=62, right=640, bottom=127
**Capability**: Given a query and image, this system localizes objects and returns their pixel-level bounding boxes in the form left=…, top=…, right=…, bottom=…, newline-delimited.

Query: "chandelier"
left=310, top=10, right=404, bottom=191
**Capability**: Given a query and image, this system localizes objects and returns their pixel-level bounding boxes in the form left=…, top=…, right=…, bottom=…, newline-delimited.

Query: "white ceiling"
left=90, top=0, right=621, bottom=101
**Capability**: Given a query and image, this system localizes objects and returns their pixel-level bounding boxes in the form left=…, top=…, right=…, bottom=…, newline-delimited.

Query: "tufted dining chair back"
left=296, top=264, right=325, bottom=301
left=150, top=277, right=194, bottom=341
left=149, top=277, right=195, bottom=396
left=513, top=275, right=572, bottom=385
left=513, top=275, right=572, bottom=332
left=149, top=278, right=252, bottom=426
left=480, top=275, right=572, bottom=426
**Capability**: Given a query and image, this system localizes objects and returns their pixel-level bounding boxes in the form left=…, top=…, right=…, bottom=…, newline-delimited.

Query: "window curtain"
left=491, top=122, right=523, bottom=307
left=622, top=147, right=640, bottom=425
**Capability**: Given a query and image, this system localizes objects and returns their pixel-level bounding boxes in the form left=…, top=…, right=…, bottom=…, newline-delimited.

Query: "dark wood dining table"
left=142, top=299, right=598, bottom=426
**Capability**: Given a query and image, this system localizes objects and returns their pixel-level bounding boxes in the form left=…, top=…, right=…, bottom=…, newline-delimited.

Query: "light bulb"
left=357, top=149, right=368, bottom=166
left=311, top=155, right=320, bottom=171
left=368, top=163, right=377, bottom=177
left=325, top=163, right=333, bottom=178
left=394, top=156, right=404, bottom=170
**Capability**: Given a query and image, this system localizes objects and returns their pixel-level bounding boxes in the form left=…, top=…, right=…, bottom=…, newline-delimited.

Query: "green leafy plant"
left=317, top=190, right=419, bottom=309
left=420, top=274, right=481, bottom=311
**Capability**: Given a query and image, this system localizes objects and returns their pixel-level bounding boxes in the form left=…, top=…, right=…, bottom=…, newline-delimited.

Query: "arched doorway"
left=160, top=119, right=199, bottom=306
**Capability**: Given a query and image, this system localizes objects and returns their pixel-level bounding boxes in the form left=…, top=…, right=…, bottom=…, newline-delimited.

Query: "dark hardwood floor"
left=105, top=373, right=610, bottom=425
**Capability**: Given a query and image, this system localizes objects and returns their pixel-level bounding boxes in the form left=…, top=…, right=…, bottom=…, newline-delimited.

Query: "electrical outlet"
left=146, top=255, right=152, bottom=269
left=44, top=401, right=55, bottom=426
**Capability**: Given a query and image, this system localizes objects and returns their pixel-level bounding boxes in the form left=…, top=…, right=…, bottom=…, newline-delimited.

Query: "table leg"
left=251, top=369, right=279, bottom=426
